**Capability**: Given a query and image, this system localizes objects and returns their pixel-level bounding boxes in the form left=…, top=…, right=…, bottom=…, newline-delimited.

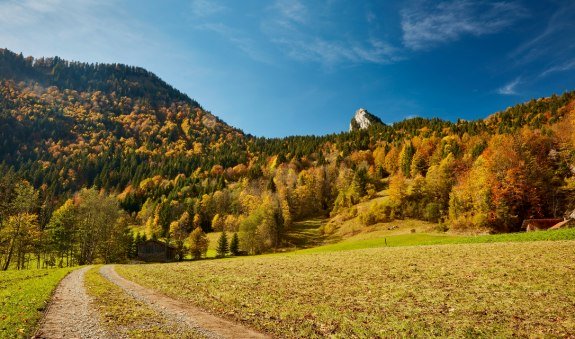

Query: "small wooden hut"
left=137, top=239, right=177, bottom=262
left=521, top=219, right=563, bottom=232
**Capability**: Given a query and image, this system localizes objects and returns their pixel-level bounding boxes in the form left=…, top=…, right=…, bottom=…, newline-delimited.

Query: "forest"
left=1, top=48, right=575, bottom=268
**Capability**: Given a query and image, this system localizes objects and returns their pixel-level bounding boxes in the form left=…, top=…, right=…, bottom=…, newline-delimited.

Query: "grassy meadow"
left=0, top=267, right=75, bottom=338
left=298, top=225, right=575, bottom=253
left=117, top=239, right=575, bottom=337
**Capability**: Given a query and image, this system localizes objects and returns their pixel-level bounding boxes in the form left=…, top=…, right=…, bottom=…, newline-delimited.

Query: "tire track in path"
left=99, top=265, right=269, bottom=339
left=35, top=266, right=108, bottom=339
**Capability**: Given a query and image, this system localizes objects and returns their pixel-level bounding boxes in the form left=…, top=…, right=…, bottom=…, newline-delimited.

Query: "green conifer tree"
left=229, top=232, right=240, bottom=256
left=216, top=231, right=229, bottom=258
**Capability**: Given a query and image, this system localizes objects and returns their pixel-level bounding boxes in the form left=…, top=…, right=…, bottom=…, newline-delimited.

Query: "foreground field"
left=0, top=267, right=75, bottom=337
left=117, top=240, right=575, bottom=337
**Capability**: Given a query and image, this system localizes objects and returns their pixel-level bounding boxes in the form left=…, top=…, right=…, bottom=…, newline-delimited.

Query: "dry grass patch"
left=117, top=241, right=575, bottom=337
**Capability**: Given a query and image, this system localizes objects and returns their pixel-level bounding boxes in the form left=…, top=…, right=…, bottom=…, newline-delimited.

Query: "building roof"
left=139, top=239, right=177, bottom=249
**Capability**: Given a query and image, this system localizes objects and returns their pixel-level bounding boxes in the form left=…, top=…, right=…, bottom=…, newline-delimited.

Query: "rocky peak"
left=349, top=108, right=384, bottom=131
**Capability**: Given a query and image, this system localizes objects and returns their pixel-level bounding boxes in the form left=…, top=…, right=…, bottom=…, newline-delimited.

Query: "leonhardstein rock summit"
left=349, top=108, right=384, bottom=131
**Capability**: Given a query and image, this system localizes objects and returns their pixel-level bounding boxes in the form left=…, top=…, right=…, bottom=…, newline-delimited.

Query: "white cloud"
left=273, top=37, right=400, bottom=66
left=497, top=77, right=521, bottom=95
left=541, top=59, right=575, bottom=77
left=190, top=0, right=226, bottom=17
left=510, top=3, right=575, bottom=79
left=401, top=0, right=527, bottom=51
left=263, top=0, right=401, bottom=67
left=0, top=0, right=172, bottom=66
left=274, top=0, right=308, bottom=25
left=197, top=23, right=272, bottom=64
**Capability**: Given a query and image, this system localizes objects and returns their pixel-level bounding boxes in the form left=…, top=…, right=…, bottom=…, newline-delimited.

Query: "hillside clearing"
left=117, top=240, right=575, bottom=337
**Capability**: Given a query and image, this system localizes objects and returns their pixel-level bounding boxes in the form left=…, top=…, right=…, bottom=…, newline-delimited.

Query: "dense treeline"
left=0, top=177, right=133, bottom=269
left=1, top=49, right=575, bottom=266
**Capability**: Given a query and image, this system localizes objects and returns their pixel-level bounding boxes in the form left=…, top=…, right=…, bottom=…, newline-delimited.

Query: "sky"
left=1, top=0, right=574, bottom=137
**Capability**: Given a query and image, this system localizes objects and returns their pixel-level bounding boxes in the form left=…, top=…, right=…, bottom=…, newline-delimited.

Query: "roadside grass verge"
left=84, top=266, right=201, bottom=338
left=0, top=267, right=75, bottom=338
left=117, top=241, right=575, bottom=337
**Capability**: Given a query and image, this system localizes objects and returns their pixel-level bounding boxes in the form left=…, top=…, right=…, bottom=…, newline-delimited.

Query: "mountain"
left=1, top=48, right=574, bottom=236
left=0, top=49, right=246, bottom=196
left=349, top=108, right=385, bottom=131
left=0, top=48, right=195, bottom=106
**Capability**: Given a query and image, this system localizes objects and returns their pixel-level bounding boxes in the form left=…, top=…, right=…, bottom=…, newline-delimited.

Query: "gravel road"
left=34, top=266, right=108, bottom=339
left=99, top=265, right=269, bottom=339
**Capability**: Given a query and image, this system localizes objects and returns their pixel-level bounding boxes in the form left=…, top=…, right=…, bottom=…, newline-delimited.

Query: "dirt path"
left=99, top=265, right=269, bottom=339
left=34, top=266, right=108, bottom=339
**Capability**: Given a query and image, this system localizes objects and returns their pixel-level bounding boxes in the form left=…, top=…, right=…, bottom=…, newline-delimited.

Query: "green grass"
left=0, top=267, right=76, bottom=338
left=117, top=240, right=575, bottom=337
left=298, top=227, right=575, bottom=254
left=283, top=218, right=327, bottom=249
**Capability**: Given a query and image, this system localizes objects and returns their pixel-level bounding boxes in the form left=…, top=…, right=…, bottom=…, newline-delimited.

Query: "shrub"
left=424, top=202, right=442, bottom=223
left=359, top=201, right=393, bottom=226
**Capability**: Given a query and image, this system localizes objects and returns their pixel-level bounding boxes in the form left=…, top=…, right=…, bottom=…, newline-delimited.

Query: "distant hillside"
left=0, top=48, right=574, bottom=237
left=0, top=49, right=245, bottom=195
left=0, top=48, right=195, bottom=106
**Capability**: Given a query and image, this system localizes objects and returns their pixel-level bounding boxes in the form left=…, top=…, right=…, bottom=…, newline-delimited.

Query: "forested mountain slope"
left=0, top=48, right=245, bottom=194
left=1, top=49, right=575, bottom=267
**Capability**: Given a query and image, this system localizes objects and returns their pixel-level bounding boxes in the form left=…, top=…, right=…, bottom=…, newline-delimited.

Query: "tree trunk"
left=2, top=239, right=14, bottom=270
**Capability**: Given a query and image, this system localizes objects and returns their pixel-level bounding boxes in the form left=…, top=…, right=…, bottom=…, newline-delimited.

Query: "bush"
left=359, top=210, right=377, bottom=226
left=424, top=202, right=442, bottom=223
left=435, top=222, right=449, bottom=232
left=359, top=201, right=393, bottom=226
left=188, top=227, right=209, bottom=259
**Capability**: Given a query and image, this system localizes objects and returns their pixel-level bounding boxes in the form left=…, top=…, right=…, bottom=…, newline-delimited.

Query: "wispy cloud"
left=197, top=23, right=272, bottom=64
left=401, top=0, right=527, bottom=51
left=190, top=0, right=226, bottom=18
left=273, top=37, right=400, bottom=66
left=263, top=0, right=401, bottom=67
left=541, top=59, right=575, bottom=77
left=274, top=0, right=308, bottom=25
left=510, top=2, right=575, bottom=78
left=0, top=0, right=171, bottom=65
left=497, top=77, right=521, bottom=95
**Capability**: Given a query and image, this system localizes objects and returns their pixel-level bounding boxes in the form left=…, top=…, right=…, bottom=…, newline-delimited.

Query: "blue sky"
left=1, top=0, right=574, bottom=137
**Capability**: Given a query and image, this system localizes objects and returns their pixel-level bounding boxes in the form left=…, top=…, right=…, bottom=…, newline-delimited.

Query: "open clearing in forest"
left=117, top=240, right=575, bottom=337
left=0, top=267, right=75, bottom=337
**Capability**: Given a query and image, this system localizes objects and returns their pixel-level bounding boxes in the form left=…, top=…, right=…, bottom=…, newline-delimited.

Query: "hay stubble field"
left=116, top=240, right=575, bottom=337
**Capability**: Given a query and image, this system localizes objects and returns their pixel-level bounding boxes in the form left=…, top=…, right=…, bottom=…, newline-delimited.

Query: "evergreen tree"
left=216, top=231, right=229, bottom=258
left=230, top=232, right=240, bottom=256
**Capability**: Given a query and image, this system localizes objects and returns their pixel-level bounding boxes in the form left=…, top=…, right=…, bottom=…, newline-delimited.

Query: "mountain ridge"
left=1, top=49, right=574, bottom=235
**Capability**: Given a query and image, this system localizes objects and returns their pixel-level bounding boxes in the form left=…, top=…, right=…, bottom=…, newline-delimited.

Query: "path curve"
left=99, top=265, right=269, bottom=339
left=34, top=266, right=108, bottom=339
